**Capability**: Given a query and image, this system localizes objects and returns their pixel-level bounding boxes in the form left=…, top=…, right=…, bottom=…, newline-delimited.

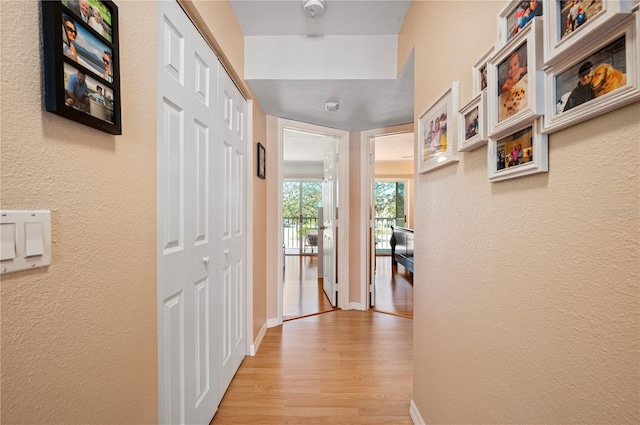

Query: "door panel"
left=158, top=1, right=219, bottom=423
left=322, top=142, right=337, bottom=307
left=216, top=66, right=247, bottom=397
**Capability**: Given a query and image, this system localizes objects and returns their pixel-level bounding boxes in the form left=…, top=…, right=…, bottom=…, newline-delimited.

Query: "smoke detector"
left=303, top=0, right=325, bottom=18
left=325, top=101, right=339, bottom=112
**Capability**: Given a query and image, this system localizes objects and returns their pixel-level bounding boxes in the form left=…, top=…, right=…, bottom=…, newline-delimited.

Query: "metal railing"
left=284, top=216, right=399, bottom=253
left=374, top=217, right=400, bottom=252
left=283, top=216, right=319, bottom=254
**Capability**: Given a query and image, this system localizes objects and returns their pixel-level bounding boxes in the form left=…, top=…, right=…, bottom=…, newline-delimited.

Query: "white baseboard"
left=267, top=317, right=281, bottom=328
left=249, top=321, right=268, bottom=356
left=409, top=400, right=425, bottom=425
left=348, top=302, right=365, bottom=311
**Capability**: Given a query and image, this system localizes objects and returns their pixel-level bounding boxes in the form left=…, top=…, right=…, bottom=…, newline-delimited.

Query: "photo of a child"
left=497, top=43, right=528, bottom=121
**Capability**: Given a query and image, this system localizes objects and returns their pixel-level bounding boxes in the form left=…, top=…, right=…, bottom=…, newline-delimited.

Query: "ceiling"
left=229, top=0, right=414, bottom=131
left=283, top=128, right=413, bottom=163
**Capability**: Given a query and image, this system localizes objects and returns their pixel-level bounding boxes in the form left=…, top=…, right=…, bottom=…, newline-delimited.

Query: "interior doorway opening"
left=360, top=127, right=414, bottom=318
left=278, top=120, right=348, bottom=323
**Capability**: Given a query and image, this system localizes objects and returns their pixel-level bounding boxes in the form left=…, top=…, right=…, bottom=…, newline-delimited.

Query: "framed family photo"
left=458, top=93, right=488, bottom=152
left=543, top=0, right=634, bottom=64
left=544, top=13, right=639, bottom=133
left=497, top=0, right=544, bottom=48
left=488, top=18, right=545, bottom=138
left=418, top=82, right=460, bottom=174
left=41, top=0, right=121, bottom=134
left=472, top=45, right=495, bottom=96
left=488, top=118, right=548, bottom=182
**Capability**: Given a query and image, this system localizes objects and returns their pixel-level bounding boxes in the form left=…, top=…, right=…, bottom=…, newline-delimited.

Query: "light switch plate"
left=1, top=210, right=51, bottom=274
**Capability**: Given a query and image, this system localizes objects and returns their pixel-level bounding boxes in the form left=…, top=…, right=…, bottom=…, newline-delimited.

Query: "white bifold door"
left=157, top=1, right=247, bottom=424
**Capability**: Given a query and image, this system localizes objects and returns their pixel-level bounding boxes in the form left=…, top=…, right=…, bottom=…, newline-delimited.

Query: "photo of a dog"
left=555, top=35, right=626, bottom=114
left=591, top=63, right=627, bottom=97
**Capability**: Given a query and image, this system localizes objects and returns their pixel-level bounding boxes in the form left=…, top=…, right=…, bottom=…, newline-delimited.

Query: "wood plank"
left=210, top=310, right=412, bottom=424
left=373, top=256, right=413, bottom=318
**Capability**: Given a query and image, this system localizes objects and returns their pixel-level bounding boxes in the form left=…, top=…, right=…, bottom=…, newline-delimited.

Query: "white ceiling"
left=283, top=128, right=413, bottom=163
left=374, top=132, right=414, bottom=162
left=229, top=0, right=414, bottom=131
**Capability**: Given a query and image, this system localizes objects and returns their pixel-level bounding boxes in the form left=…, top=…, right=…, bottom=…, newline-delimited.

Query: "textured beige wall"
left=2, top=0, right=268, bottom=423
left=265, top=115, right=279, bottom=320
left=1, top=1, right=158, bottom=423
left=401, top=1, right=639, bottom=423
left=251, top=103, right=268, bottom=339
left=349, top=132, right=362, bottom=304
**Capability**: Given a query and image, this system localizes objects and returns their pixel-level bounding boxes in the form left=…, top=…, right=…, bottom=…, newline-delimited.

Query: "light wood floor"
left=283, top=255, right=413, bottom=321
left=372, top=256, right=413, bottom=319
left=210, top=310, right=413, bottom=424
left=283, top=255, right=335, bottom=321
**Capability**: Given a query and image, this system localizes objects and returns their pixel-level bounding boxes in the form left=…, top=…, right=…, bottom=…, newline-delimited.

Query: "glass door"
left=283, top=180, right=322, bottom=255
left=374, top=180, right=406, bottom=254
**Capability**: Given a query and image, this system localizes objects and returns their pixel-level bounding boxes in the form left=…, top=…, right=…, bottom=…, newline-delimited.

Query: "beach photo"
left=62, top=12, right=113, bottom=82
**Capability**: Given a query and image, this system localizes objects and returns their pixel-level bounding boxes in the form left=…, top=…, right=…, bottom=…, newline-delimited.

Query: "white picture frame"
left=417, top=82, right=460, bottom=174
left=488, top=17, right=545, bottom=139
left=544, top=12, right=639, bottom=134
left=488, top=118, right=548, bottom=182
left=543, top=0, right=634, bottom=65
left=458, top=92, right=488, bottom=152
left=473, top=44, right=495, bottom=96
left=497, top=0, right=545, bottom=49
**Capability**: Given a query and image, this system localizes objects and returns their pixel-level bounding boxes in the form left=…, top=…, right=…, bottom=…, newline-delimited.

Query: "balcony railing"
left=374, top=217, right=401, bottom=252
left=283, top=216, right=399, bottom=254
left=283, top=216, right=319, bottom=254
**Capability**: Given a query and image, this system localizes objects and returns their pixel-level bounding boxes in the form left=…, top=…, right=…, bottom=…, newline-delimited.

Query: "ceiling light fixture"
left=325, top=101, right=339, bottom=112
left=303, top=0, right=326, bottom=18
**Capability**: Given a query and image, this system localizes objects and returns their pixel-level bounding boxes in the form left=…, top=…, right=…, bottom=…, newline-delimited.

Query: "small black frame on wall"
left=41, top=0, right=122, bottom=134
left=257, top=142, right=266, bottom=179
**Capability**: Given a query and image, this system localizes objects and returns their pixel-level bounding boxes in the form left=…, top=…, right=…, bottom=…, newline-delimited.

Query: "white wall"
left=283, top=161, right=324, bottom=179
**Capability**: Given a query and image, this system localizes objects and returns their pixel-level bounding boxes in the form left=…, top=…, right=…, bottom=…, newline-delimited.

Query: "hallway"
left=210, top=310, right=413, bottom=424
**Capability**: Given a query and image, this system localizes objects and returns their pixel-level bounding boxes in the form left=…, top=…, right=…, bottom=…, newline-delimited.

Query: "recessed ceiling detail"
left=230, top=0, right=414, bottom=131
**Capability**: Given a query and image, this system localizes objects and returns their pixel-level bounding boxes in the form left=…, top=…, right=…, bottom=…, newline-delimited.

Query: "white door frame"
left=359, top=124, right=413, bottom=311
left=276, top=118, right=349, bottom=325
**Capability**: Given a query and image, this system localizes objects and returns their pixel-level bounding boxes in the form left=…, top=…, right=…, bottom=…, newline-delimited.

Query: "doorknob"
left=203, top=256, right=210, bottom=264
left=224, top=249, right=230, bottom=255
left=319, top=225, right=327, bottom=230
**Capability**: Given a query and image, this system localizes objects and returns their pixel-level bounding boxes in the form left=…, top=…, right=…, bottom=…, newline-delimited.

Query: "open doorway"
left=361, top=128, right=414, bottom=318
left=280, top=125, right=343, bottom=321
